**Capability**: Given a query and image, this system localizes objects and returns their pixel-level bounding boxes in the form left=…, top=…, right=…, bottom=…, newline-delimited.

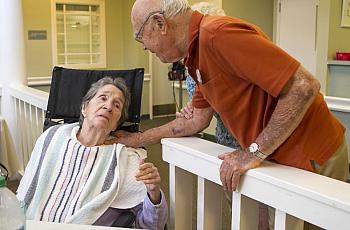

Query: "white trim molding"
left=325, top=96, right=350, bottom=113
left=27, top=73, right=150, bottom=87
left=27, top=76, right=52, bottom=86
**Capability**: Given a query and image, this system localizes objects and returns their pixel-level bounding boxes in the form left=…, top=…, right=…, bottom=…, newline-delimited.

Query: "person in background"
left=17, top=77, right=167, bottom=229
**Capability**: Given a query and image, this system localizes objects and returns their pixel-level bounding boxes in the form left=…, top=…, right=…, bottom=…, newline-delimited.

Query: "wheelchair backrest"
left=44, top=66, right=144, bottom=131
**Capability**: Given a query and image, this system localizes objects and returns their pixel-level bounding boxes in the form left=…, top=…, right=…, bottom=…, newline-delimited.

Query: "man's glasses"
left=135, top=11, right=164, bottom=42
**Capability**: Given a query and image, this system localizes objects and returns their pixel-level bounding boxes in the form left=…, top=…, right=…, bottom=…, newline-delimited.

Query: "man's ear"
left=153, top=14, right=167, bottom=34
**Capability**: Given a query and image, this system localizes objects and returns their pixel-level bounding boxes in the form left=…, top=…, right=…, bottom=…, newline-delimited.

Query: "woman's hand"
left=136, top=160, right=161, bottom=204
left=176, top=102, right=194, bottom=119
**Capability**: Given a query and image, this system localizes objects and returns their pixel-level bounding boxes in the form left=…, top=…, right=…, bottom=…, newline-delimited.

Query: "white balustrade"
left=162, top=137, right=350, bottom=230
left=6, top=84, right=48, bottom=172
left=1, top=83, right=350, bottom=229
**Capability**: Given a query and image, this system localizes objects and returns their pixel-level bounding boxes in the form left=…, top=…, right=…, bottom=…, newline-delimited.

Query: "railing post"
left=197, top=177, right=222, bottom=230
left=169, top=165, right=193, bottom=230
left=0, top=0, right=27, bottom=173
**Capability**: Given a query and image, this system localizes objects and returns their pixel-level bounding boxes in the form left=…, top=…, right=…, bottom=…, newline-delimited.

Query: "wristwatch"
left=248, top=143, right=268, bottom=161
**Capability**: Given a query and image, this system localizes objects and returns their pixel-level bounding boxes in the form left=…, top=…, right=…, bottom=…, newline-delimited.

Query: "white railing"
left=161, top=95, right=350, bottom=230
left=1, top=82, right=350, bottom=229
left=7, top=84, right=48, bottom=171
left=162, top=137, right=350, bottom=230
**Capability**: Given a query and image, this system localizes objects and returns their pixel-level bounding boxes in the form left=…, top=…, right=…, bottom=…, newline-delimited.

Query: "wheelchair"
left=44, top=66, right=144, bottom=132
left=44, top=66, right=144, bottom=227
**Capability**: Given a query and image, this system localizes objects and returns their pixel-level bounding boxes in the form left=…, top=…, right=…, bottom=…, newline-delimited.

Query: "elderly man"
left=116, top=0, right=349, bottom=192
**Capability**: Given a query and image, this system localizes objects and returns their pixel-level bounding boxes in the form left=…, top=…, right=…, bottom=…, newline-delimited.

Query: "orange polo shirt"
left=186, top=11, right=345, bottom=171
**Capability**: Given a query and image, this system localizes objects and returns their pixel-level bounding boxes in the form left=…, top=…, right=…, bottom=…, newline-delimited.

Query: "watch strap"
left=253, top=150, right=268, bottom=161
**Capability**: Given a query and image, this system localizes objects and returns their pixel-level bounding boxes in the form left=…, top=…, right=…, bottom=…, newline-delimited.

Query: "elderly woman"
left=17, top=77, right=167, bottom=229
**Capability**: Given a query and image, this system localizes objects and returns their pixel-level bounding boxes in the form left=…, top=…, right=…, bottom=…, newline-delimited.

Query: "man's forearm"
left=137, top=106, right=214, bottom=147
left=255, top=65, right=321, bottom=155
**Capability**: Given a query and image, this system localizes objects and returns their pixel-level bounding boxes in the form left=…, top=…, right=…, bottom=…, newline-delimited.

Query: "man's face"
left=82, top=84, right=124, bottom=132
left=132, top=13, right=182, bottom=63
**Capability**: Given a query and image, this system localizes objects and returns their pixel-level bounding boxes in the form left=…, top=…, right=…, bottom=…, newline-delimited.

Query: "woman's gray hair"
left=79, top=77, right=131, bottom=129
left=191, top=2, right=226, bottom=16
left=161, top=0, right=190, bottom=18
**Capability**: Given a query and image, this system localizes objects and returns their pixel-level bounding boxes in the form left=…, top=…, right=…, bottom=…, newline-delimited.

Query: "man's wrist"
left=248, top=143, right=268, bottom=161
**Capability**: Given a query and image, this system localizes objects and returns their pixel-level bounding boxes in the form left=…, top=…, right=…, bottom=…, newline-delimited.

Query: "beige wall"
left=328, top=0, right=350, bottom=59
left=188, top=0, right=274, bottom=38
left=105, top=0, right=124, bottom=69
left=23, top=0, right=134, bottom=76
left=223, top=0, right=274, bottom=39
left=23, top=0, right=53, bottom=77
left=29, top=1, right=350, bottom=115
left=121, top=0, right=149, bottom=71
left=24, top=0, right=153, bottom=114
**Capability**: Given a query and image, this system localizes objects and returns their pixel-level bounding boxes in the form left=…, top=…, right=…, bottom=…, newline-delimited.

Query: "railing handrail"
left=7, top=84, right=48, bottom=110
left=162, top=137, right=350, bottom=229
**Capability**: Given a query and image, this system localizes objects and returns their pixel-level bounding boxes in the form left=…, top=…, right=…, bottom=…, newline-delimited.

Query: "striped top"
left=17, top=123, right=147, bottom=224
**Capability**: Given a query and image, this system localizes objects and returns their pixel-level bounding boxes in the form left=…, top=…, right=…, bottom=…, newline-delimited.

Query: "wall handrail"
left=324, top=95, right=350, bottom=113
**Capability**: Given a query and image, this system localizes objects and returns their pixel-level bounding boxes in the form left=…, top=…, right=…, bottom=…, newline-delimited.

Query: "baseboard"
left=141, top=114, right=150, bottom=120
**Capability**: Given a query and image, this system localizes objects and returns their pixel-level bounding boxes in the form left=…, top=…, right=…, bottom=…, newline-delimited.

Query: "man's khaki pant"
left=312, top=138, right=349, bottom=181
left=269, top=137, right=349, bottom=230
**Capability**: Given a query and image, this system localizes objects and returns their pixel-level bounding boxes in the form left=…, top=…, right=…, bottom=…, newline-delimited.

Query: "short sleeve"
left=212, top=21, right=300, bottom=97
left=192, top=84, right=211, bottom=108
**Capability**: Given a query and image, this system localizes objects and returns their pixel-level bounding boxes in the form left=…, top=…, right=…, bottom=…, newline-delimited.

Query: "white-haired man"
left=114, top=0, right=348, bottom=195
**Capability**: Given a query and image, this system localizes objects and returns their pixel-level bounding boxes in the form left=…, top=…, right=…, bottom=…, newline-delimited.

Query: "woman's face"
left=82, top=84, right=124, bottom=133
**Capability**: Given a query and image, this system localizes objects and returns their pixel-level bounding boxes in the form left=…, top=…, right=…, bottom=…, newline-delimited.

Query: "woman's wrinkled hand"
left=176, top=102, right=194, bottom=119
left=136, top=160, right=161, bottom=204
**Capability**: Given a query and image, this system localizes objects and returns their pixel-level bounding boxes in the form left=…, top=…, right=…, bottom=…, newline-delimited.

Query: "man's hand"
left=218, top=150, right=262, bottom=192
left=176, top=102, right=194, bottom=119
left=136, top=160, right=161, bottom=204
left=106, top=106, right=214, bottom=147
left=104, top=130, right=141, bottom=148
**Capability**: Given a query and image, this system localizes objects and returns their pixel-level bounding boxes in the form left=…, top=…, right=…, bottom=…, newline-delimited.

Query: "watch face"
left=249, top=143, right=259, bottom=153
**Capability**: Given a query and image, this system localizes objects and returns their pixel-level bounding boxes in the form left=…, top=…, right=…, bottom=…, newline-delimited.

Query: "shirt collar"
left=185, top=11, right=204, bottom=68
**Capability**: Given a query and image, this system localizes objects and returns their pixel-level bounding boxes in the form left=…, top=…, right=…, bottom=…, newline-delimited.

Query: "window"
left=51, top=0, right=106, bottom=68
